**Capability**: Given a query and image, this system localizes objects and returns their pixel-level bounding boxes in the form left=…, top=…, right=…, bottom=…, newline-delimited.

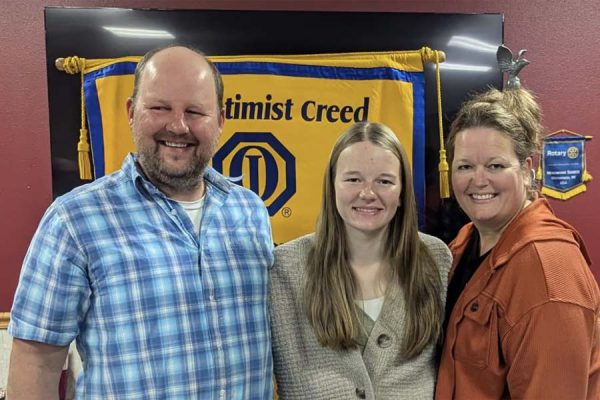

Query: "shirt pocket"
left=453, top=294, right=496, bottom=369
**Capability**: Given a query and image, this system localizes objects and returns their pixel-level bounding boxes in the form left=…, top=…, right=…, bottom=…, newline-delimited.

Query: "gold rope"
left=430, top=49, right=449, bottom=199
left=536, top=164, right=543, bottom=181
left=419, top=47, right=449, bottom=198
left=419, top=47, right=445, bottom=64
left=60, top=56, right=92, bottom=180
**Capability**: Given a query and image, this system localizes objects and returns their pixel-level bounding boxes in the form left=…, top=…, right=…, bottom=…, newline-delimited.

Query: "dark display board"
left=45, top=7, right=503, bottom=241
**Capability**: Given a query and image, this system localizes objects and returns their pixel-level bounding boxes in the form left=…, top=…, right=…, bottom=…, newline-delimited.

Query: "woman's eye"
left=488, top=163, right=505, bottom=170
left=456, top=164, right=471, bottom=171
left=378, top=179, right=393, bottom=185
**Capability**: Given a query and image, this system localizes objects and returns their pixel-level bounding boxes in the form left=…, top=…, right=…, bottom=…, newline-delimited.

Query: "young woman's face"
left=334, top=141, right=402, bottom=239
left=451, top=127, right=531, bottom=234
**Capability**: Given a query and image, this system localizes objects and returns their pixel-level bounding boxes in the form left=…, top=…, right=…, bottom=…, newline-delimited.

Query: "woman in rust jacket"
left=436, top=87, right=600, bottom=400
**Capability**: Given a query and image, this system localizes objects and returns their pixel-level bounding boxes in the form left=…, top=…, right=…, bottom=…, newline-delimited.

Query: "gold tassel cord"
left=536, top=165, right=542, bottom=181
left=432, top=49, right=449, bottom=199
left=60, top=56, right=93, bottom=180
left=419, top=47, right=449, bottom=198
left=419, top=47, right=446, bottom=64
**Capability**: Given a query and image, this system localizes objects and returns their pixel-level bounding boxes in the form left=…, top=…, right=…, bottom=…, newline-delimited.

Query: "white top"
left=176, top=196, right=205, bottom=234
left=355, top=296, right=385, bottom=321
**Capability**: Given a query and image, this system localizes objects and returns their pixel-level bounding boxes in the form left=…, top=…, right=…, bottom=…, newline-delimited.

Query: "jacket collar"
left=451, top=198, right=590, bottom=273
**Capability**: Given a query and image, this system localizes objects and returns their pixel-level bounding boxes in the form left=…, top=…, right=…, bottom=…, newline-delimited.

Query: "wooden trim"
left=0, top=312, right=10, bottom=329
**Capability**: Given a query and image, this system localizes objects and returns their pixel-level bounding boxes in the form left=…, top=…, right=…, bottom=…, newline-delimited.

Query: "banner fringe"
left=541, top=184, right=586, bottom=200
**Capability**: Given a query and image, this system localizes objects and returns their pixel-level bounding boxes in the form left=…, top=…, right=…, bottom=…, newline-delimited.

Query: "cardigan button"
left=355, top=387, right=366, bottom=399
left=470, top=302, right=479, bottom=312
left=376, top=334, right=392, bottom=348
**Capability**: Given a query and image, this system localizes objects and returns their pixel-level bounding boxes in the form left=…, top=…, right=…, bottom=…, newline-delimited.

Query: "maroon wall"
left=2, top=0, right=599, bottom=311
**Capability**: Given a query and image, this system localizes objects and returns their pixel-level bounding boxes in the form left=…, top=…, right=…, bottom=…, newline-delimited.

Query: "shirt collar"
left=121, top=153, right=234, bottom=199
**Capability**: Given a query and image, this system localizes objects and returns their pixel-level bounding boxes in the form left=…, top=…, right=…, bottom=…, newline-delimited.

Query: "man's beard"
left=136, top=133, right=217, bottom=194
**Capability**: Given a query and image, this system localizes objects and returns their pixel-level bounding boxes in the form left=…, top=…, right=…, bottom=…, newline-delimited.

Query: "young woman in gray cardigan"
left=270, top=122, right=452, bottom=399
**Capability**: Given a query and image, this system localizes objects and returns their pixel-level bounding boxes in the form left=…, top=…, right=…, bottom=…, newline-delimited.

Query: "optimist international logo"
left=213, top=132, right=296, bottom=216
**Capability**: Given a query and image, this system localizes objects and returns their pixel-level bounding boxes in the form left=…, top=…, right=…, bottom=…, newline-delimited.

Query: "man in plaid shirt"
left=7, top=45, right=274, bottom=399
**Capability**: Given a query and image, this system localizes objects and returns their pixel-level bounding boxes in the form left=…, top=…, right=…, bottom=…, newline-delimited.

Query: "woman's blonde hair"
left=447, top=88, right=543, bottom=198
left=304, top=121, right=443, bottom=359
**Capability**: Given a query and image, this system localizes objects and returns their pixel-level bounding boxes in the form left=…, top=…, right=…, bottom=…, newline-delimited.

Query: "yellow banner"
left=77, top=50, right=431, bottom=243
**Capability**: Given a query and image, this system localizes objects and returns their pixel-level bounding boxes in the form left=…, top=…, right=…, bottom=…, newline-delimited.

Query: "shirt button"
left=355, top=387, right=366, bottom=399
left=471, top=302, right=479, bottom=312
left=376, top=334, right=392, bottom=348
left=170, top=208, right=177, bottom=215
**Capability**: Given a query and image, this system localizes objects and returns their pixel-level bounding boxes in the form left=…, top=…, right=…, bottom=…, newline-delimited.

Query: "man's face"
left=127, top=47, right=224, bottom=197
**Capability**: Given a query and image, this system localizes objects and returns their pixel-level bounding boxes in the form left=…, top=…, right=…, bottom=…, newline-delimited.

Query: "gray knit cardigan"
left=270, top=233, right=452, bottom=400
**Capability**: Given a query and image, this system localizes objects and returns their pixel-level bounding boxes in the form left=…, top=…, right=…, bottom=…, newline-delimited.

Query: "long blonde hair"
left=304, top=122, right=443, bottom=359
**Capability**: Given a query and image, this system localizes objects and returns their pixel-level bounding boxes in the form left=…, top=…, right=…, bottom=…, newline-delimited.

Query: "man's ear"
left=218, top=107, right=225, bottom=133
left=126, top=97, right=135, bottom=126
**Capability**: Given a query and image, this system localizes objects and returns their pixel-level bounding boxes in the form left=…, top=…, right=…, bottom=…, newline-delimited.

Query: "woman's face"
left=451, top=127, right=531, bottom=234
left=334, top=141, right=402, bottom=240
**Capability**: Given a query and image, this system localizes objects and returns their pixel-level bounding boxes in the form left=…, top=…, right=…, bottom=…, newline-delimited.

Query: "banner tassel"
left=61, top=56, right=92, bottom=180
left=438, top=149, right=450, bottom=199
left=78, top=128, right=92, bottom=180
left=536, top=165, right=542, bottom=181
left=433, top=49, right=449, bottom=198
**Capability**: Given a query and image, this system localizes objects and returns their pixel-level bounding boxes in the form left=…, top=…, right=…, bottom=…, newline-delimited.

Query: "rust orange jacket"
left=436, top=199, right=600, bottom=400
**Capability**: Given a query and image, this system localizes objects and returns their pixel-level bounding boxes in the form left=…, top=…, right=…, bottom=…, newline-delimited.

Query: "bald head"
left=131, top=45, right=224, bottom=111
left=126, top=45, right=225, bottom=200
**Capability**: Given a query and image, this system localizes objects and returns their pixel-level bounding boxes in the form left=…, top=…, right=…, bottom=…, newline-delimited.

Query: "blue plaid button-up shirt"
left=9, top=154, right=274, bottom=399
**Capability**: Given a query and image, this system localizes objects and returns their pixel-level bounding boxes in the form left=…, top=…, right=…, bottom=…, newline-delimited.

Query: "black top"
left=443, top=230, right=491, bottom=334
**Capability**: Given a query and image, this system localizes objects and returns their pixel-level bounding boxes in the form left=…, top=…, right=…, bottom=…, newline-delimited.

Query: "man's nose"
left=166, top=112, right=190, bottom=134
